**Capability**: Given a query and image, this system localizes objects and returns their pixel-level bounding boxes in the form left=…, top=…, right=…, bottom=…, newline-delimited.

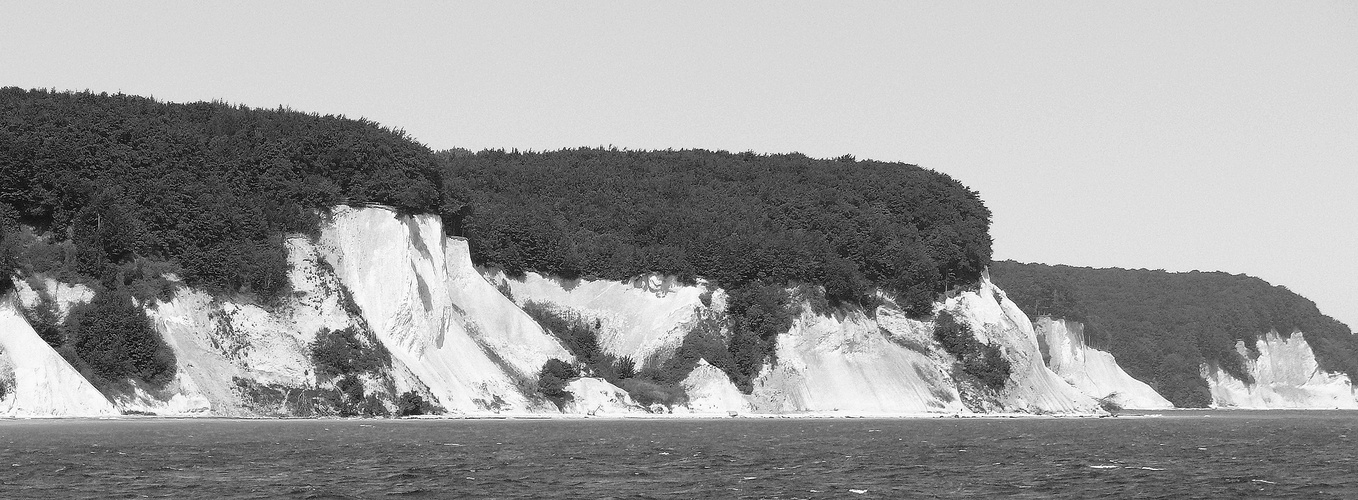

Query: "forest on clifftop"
left=0, top=88, right=991, bottom=392
left=990, top=260, right=1358, bottom=407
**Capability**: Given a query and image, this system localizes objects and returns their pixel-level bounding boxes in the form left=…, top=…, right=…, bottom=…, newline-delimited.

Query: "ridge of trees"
left=990, top=260, right=1358, bottom=407
left=0, top=87, right=441, bottom=300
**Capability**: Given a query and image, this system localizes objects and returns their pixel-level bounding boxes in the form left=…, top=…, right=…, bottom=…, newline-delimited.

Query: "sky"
left=3, top=1, right=1355, bottom=329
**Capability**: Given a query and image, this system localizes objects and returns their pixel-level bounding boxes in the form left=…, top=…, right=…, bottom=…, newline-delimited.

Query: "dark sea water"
left=1, top=410, right=1355, bottom=499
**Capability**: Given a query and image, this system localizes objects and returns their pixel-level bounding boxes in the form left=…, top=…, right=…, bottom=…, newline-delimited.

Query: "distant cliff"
left=993, top=261, right=1358, bottom=408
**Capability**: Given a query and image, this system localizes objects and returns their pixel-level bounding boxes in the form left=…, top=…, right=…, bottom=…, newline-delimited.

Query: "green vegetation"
left=639, top=315, right=737, bottom=388
left=522, top=301, right=619, bottom=379
left=310, top=327, right=391, bottom=379
left=933, top=311, right=1011, bottom=390
left=0, top=203, right=17, bottom=295
left=615, top=356, right=636, bottom=380
left=537, top=358, right=578, bottom=410
left=65, top=289, right=176, bottom=389
left=0, top=87, right=440, bottom=301
left=1096, top=393, right=1123, bottom=414
left=991, top=261, right=1358, bottom=407
left=308, top=326, right=393, bottom=417
left=441, top=148, right=992, bottom=386
left=397, top=391, right=429, bottom=416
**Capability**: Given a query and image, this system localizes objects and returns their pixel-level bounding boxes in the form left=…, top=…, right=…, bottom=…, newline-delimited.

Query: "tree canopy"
left=0, top=87, right=441, bottom=299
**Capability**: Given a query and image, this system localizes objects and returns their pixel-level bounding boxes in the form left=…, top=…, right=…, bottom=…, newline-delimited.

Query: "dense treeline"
left=0, top=87, right=440, bottom=388
left=991, top=261, right=1358, bottom=407
left=0, top=87, right=440, bottom=298
left=440, top=148, right=993, bottom=385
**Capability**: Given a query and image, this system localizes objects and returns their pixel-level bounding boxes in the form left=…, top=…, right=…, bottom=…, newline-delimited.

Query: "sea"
left=1, top=410, right=1355, bottom=499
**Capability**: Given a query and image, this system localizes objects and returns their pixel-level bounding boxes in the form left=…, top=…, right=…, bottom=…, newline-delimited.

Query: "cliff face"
left=0, top=297, right=116, bottom=416
left=511, top=266, right=1104, bottom=415
left=0, top=206, right=1161, bottom=417
left=493, top=272, right=712, bottom=366
left=1034, top=317, right=1173, bottom=409
left=946, top=280, right=1102, bottom=414
left=1204, top=331, right=1358, bottom=409
left=314, top=207, right=579, bottom=414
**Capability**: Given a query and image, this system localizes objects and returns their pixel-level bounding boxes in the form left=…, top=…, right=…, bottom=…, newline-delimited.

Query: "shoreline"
left=5, top=407, right=1356, bottom=421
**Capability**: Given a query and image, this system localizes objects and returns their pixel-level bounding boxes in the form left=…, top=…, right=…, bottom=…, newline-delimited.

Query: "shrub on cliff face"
left=537, top=358, right=578, bottom=409
left=0, top=202, right=16, bottom=295
left=522, top=302, right=621, bottom=381
left=397, top=391, right=427, bottom=416
left=310, top=327, right=390, bottom=379
left=934, top=310, right=1011, bottom=390
left=620, top=378, right=687, bottom=407
left=615, top=356, right=636, bottom=380
left=66, top=290, right=176, bottom=388
left=19, top=289, right=63, bottom=348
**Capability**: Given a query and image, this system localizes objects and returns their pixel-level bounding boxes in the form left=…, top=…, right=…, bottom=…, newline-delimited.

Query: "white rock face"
left=943, top=277, right=1102, bottom=414
left=1204, top=331, right=1358, bottom=409
left=748, top=305, right=966, bottom=415
left=317, top=206, right=570, bottom=414
left=134, top=237, right=370, bottom=415
left=680, top=359, right=751, bottom=414
left=495, top=272, right=710, bottom=365
left=15, top=277, right=95, bottom=321
left=563, top=377, right=643, bottom=415
left=1035, top=317, right=1173, bottom=409
left=744, top=276, right=1100, bottom=415
left=0, top=206, right=1148, bottom=418
left=0, top=296, right=116, bottom=416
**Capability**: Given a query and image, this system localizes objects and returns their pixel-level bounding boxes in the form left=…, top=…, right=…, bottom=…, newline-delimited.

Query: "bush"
left=67, top=290, right=176, bottom=388
left=19, top=289, right=63, bottom=348
left=615, top=356, right=636, bottom=380
left=0, top=202, right=16, bottom=295
left=310, top=327, right=390, bottom=380
left=933, top=311, right=1011, bottom=390
left=397, top=391, right=427, bottom=416
left=620, top=378, right=688, bottom=407
left=537, top=358, right=578, bottom=409
left=1096, top=393, right=1123, bottom=414
left=495, top=279, right=515, bottom=302
left=523, top=302, right=620, bottom=380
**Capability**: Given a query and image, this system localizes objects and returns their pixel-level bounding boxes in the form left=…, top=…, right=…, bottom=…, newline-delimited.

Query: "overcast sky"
left=3, top=1, right=1355, bottom=329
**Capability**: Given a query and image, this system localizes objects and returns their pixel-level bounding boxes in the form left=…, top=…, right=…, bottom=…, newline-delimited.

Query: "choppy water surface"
left=1, top=410, right=1355, bottom=499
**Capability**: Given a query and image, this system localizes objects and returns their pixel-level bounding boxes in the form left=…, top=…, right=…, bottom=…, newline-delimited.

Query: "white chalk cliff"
left=494, top=271, right=713, bottom=366
left=1034, top=316, right=1173, bottom=409
left=22, top=205, right=1310, bottom=417
left=0, top=297, right=116, bottom=416
left=315, top=207, right=574, bottom=414
left=1204, top=331, right=1358, bottom=409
